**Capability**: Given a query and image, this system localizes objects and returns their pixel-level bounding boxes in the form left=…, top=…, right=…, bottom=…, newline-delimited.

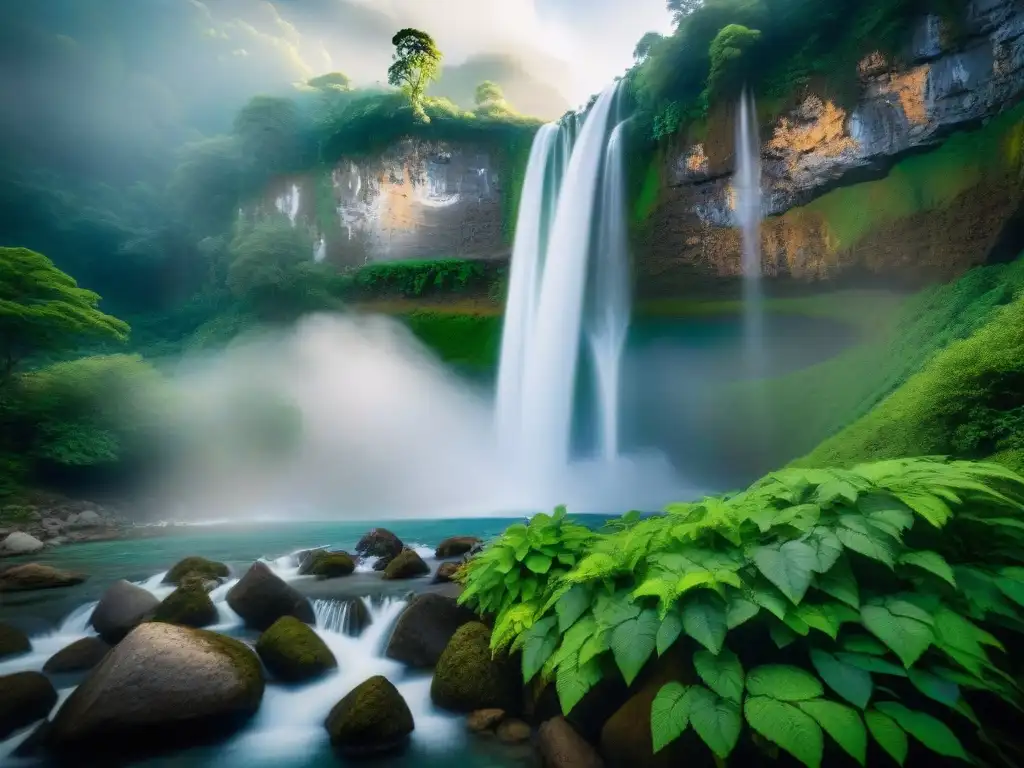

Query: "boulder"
left=497, top=718, right=531, bottom=744
left=0, top=623, right=30, bottom=659
left=163, top=556, right=229, bottom=586
left=296, top=547, right=330, bottom=576
left=152, top=584, right=219, bottom=628
left=40, top=518, right=64, bottom=535
left=324, top=675, right=414, bottom=756
left=433, top=562, right=462, bottom=583
left=467, top=708, right=505, bottom=733
left=383, top=550, right=430, bottom=580
left=372, top=556, right=392, bottom=572
left=71, top=510, right=103, bottom=527
left=430, top=622, right=519, bottom=713
left=355, top=528, right=404, bottom=559
left=256, top=616, right=337, bottom=682
left=0, top=532, right=44, bottom=557
left=435, top=536, right=481, bottom=559
left=0, top=563, right=87, bottom=592
left=226, top=561, right=315, bottom=631
left=538, top=717, right=604, bottom=768
left=385, top=593, right=477, bottom=668
left=43, top=637, right=111, bottom=674
left=0, top=672, right=58, bottom=739
left=341, top=598, right=372, bottom=636
left=49, top=623, right=264, bottom=758
left=310, top=552, right=356, bottom=579
left=90, top=580, right=160, bottom=644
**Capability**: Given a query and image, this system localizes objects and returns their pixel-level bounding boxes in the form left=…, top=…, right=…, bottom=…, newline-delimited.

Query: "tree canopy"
left=387, top=28, right=443, bottom=121
left=0, top=247, right=129, bottom=382
left=475, top=80, right=505, bottom=107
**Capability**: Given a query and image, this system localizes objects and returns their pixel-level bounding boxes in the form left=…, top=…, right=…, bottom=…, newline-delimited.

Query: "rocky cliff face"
left=642, top=0, right=1024, bottom=292
left=259, top=139, right=511, bottom=267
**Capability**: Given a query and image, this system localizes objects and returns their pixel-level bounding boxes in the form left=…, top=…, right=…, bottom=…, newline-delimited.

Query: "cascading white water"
left=518, top=84, right=619, bottom=472
left=494, top=123, right=561, bottom=459
left=734, top=88, right=764, bottom=376
left=586, top=120, right=631, bottom=461
left=275, top=183, right=301, bottom=226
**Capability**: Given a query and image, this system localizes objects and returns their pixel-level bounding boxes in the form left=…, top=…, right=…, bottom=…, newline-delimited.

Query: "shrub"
left=462, top=458, right=1024, bottom=766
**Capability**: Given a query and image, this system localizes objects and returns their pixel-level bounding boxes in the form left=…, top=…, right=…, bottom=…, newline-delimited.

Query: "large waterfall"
left=495, top=84, right=629, bottom=476
left=734, top=88, right=764, bottom=376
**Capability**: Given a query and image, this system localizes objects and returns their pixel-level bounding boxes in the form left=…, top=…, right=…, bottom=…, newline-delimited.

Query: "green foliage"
left=706, top=24, right=761, bottom=99
left=307, top=73, right=352, bottom=92
left=463, top=458, right=1024, bottom=766
left=347, top=259, right=492, bottom=298
left=0, top=247, right=129, bottom=382
left=388, top=28, right=443, bottom=122
left=474, top=81, right=505, bottom=107
left=401, top=311, right=502, bottom=370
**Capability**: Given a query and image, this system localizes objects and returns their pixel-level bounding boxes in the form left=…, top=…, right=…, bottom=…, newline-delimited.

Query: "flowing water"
left=734, top=88, right=764, bottom=378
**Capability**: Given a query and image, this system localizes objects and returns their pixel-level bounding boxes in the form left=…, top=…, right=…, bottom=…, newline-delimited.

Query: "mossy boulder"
left=256, top=616, right=337, bottom=682
left=152, top=584, right=219, bottom=628
left=324, top=675, right=414, bottom=756
left=49, top=623, right=264, bottom=759
left=385, top=593, right=477, bottom=668
left=383, top=549, right=430, bottom=580
left=430, top=622, right=519, bottom=713
left=0, top=563, right=87, bottom=592
left=310, top=552, right=356, bottom=579
left=43, top=637, right=111, bottom=674
left=0, top=672, right=57, bottom=739
left=297, top=547, right=329, bottom=576
left=433, top=562, right=462, bottom=583
left=0, top=622, right=30, bottom=659
left=434, top=536, right=480, bottom=559
left=226, top=561, right=315, bottom=631
left=355, top=528, right=404, bottom=559
left=90, top=580, right=160, bottom=644
left=163, top=556, right=229, bottom=586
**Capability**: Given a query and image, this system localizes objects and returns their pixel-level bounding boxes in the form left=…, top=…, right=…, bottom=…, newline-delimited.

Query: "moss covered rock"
left=226, top=561, right=315, bottom=631
left=152, top=584, right=218, bottom=628
left=256, top=616, right=337, bottom=682
left=310, top=552, right=356, bottom=579
left=0, top=563, right=87, bottom=592
left=434, top=536, right=480, bottom=558
left=324, top=675, right=414, bottom=756
left=355, top=528, right=404, bottom=559
left=0, top=671, right=57, bottom=739
left=383, top=549, right=430, bottom=580
left=43, top=637, right=111, bottom=674
left=433, top=562, right=462, bottom=583
left=0, top=623, right=30, bottom=660
left=430, top=622, right=519, bottom=713
left=163, top=556, right=229, bottom=585
left=385, top=593, right=477, bottom=668
left=49, top=623, right=264, bottom=759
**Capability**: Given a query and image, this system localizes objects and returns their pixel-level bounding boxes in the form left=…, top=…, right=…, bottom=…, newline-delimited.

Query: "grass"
left=401, top=311, right=503, bottom=370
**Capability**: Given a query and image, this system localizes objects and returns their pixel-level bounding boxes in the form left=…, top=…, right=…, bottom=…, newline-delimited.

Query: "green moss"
left=310, top=552, right=355, bottom=579
left=347, top=259, right=496, bottom=299
left=256, top=616, right=337, bottom=683
left=325, top=675, right=414, bottom=754
left=402, top=311, right=502, bottom=370
left=383, top=549, right=430, bottom=580
left=193, top=628, right=265, bottom=705
left=632, top=154, right=662, bottom=228
left=430, top=622, right=518, bottom=712
left=152, top=585, right=219, bottom=628
left=163, top=556, right=229, bottom=585
left=0, top=624, right=31, bottom=659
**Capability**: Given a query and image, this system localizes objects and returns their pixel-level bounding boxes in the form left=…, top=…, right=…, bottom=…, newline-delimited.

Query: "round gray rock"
left=385, top=593, right=477, bottom=668
left=226, top=561, right=314, bottom=631
left=90, top=580, right=160, bottom=644
left=44, top=637, right=111, bottom=674
left=0, top=532, right=44, bottom=556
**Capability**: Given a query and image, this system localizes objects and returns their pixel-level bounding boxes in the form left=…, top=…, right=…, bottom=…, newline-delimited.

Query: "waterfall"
left=275, top=183, right=301, bottom=226
left=734, top=88, right=764, bottom=376
left=586, top=121, right=631, bottom=461
left=313, top=236, right=326, bottom=263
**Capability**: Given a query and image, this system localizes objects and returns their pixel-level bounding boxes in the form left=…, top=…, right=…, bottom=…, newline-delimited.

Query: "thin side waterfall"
left=494, top=123, right=561, bottom=457
left=519, top=84, right=619, bottom=472
left=586, top=120, right=631, bottom=461
left=734, top=88, right=764, bottom=376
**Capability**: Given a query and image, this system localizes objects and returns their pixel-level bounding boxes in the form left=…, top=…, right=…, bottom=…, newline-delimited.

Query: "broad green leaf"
left=521, top=578, right=538, bottom=602
left=593, top=592, right=642, bottom=628
left=749, top=581, right=789, bottom=619
left=495, top=546, right=516, bottom=574
left=783, top=612, right=810, bottom=636
left=676, top=570, right=720, bottom=595
left=810, top=650, right=872, bottom=709
left=745, top=695, right=824, bottom=768
left=770, top=622, right=798, bottom=649
left=842, top=635, right=887, bottom=655
left=835, top=652, right=907, bottom=677
left=797, top=699, right=867, bottom=766
left=656, top=609, right=683, bottom=656
left=752, top=540, right=817, bottom=604
left=836, top=516, right=897, bottom=567
left=746, top=665, right=824, bottom=701
left=994, top=568, right=1024, bottom=607
left=898, top=551, right=956, bottom=587
left=681, top=593, right=727, bottom=655
left=860, top=599, right=934, bottom=667
left=651, top=682, right=691, bottom=753
left=556, top=585, right=591, bottom=632
left=795, top=603, right=840, bottom=639
left=774, top=503, right=822, bottom=533
left=803, top=527, right=843, bottom=573
left=694, top=648, right=744, bottom=702
left=725, top=597, right=760, bottom=629
left=814, top=556, right=860, bottom=608
left=555, top=652, right=603, bottom=714
left=859, top=494, right=915, bottom=534
left=611, top=608, right=660, bottom=685
left=524, top=553, right=553, bottom=574
left=815, top=478, right=860, bottom=506
left=521, top=616, right=558, bottom=681
left=632, top=575, right=675, bottom=606
left=578, top=627, right=610, bottom=666
left=892, top=489, right=951, bottom=529
left=549, top=614, right=599, bottom=668
left=875, top=702, right=970, bottom=761
left=865, top=709, right=908, bottom=766
left=908, top=668, right=960, bottom=709
left=688, top=686, right=742, bottom=758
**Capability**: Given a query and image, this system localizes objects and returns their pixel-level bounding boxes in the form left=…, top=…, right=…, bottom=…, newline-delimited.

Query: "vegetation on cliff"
left=462, top=460, right=1024, bottom=766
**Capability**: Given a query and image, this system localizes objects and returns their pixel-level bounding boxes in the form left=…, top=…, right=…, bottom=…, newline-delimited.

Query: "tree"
left=707, top=24, right=762, bottom=97
left=474, top=80, right=505, bottom=107
left=0, top=248, right=130, bottom=383
left=387, top=28, right=442, bottom=122
left=667, top=0, right=704, bottom=22
left=307, top=72, right=352, bottom=92
left=232, top=96, right=307, bottom=181
left=633, top=31, right=664, bottom=62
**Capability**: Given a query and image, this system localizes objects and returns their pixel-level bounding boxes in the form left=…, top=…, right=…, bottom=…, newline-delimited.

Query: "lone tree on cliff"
left=387, top=28, right=442, bottom=122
